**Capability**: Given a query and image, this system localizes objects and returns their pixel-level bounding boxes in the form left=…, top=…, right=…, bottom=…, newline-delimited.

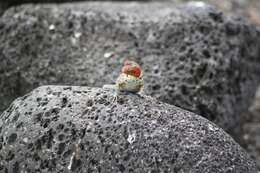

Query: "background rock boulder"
left=208, top=0, right=260, bottom=26
left=2, top=0, right=260, bottom=27
left=0, top=2, right=260, bottom=140
left=243, top=87, right=260, bottom=169
left=0, top=0, right=158, bottom=16
left=0, top=85, right=257, bottom=172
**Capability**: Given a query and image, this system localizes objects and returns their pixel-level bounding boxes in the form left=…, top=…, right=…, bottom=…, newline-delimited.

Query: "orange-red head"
left=121, top=60, right=142, bottom=78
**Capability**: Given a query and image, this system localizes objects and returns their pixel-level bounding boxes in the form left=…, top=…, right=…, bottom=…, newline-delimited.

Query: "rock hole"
left=181, top=85, right=188, bottom=95
left=202, top=50, right=210, bottom=58
left=12, top=162, right=19, bottom=173
left=152, top=85, right=161, bottom=91
left=12, top=112, right=20, bottom=122
left=51, top=108, right=60, bottom=114
left=196, top=64, right=207, bottom=78
left=34, top=113, right=43, bottom=123
left=58, top=134, right=65, bottom=141
left=180, top=46, right=186, bottom=52
left=117, top=97, right=125, bottom=105
left=86, top=100, right=93, bottom=107
left=179, top=56, right=185, bottom=61
left=7, top=133, right=17, bottom=144
left=5, top=151, right=14, bottom=161
left=61, top=97, right=68, bottom=107
left=57, top=124, right=64, bottom=130
left=57, top=142, right=66, bottom=155
left=42, top=119, right=51, bottom=128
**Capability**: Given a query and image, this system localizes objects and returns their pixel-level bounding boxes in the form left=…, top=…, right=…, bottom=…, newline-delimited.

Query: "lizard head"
left=121, top=60, right=142, bottom=78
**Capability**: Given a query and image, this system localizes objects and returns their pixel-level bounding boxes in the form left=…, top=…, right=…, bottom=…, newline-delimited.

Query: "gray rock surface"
left=206, top=0, right=260, bottom=26
left=0, top=0, right=156, bottom=16
left=0, top=2, right=260, bottom=140
left=0, top=85, right=257, bottom=172
left=243, top=87, right=260, bottom=169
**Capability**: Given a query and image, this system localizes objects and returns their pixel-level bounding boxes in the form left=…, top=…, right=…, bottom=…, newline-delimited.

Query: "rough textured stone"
left=243, top=87, right=260, bottom=169
left=0, top=0, right=157, bottom=16
left=2, top=0, right=260, bottom=27
left=207, top=0, right=260, bottom=26
left=0, top=2, right=260, bottom=140
left=0, top=85, right=257, bottom=172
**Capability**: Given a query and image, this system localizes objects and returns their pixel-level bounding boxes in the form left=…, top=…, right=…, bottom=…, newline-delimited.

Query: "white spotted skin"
left=115, top=73, right=143, bottom=93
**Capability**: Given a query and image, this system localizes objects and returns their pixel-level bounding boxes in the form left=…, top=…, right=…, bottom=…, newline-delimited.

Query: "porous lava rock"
left=0, top=85, right=258, bottom=172
left=0, top=0, right=157, bottom=16
left=243, top=87, right=260, bottom=169
left=0, top=2, right=260, bottom=139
